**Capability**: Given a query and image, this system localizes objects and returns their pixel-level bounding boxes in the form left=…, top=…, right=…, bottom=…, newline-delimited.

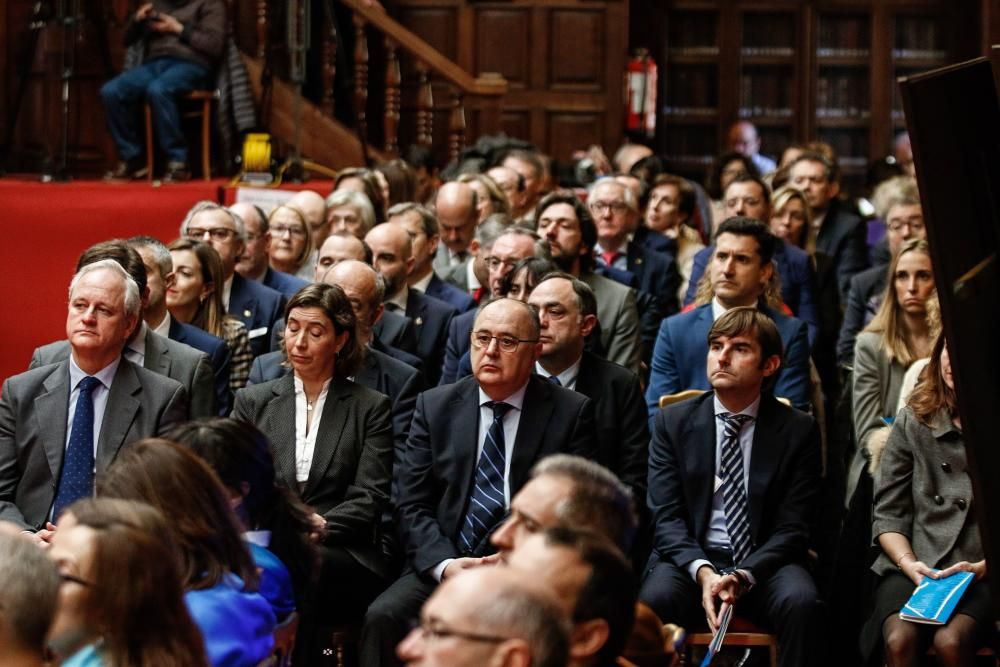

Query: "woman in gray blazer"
left=233, top=283, right=393, bottom=661
left=863, top=336, right=991, bottom=665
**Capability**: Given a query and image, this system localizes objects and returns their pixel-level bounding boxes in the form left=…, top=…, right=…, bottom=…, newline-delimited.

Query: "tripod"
left=3, top=0, right=114, bottom=180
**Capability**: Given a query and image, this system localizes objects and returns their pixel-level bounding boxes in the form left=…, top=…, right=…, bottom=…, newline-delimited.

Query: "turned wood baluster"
left=321, top=8, right=337, bottom=116
left=384, top=38, right=401, bottom=154
left=448, top=89, right=466, bottom=165
left=255, top=0, right=266, bottom=58
left=415, top=61, right=434, bottom=147
left=353, top=16, right=369, bottom=142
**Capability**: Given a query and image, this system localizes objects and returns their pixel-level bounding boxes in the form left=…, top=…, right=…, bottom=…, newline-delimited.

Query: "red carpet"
left=0, top=176, right=333, bottom=385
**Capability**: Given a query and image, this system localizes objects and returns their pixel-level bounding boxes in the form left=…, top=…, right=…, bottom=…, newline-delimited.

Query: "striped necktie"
left=458, top=401, right=512, bottom=555
left=718, top=412, right=754, bottom=563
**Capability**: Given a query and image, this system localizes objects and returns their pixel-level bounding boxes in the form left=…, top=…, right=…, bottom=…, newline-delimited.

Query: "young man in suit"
left=641, top=307, right=824, bottom=667
left=0, top=261, right=187, bottom=535
left=360, top=297, right=598, bottom=667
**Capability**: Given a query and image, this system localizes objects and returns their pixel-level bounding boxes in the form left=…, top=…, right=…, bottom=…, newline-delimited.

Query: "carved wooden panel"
left=501, top=110, right=531, bottom=143
left=548, top=9, right=604, bottom=91
left=474, top=9, right=530, bottom=88
left=547, top=112, right=602, bottom=160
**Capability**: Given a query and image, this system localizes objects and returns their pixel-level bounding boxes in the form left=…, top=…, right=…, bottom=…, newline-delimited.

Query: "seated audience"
left=264, top=205, right=315, bottom=288
left=167, top=238, right=253, bottom=393
left=863, top=336, right=991, bottom=666
left=230, top=203, right=310, bottom=300
left=99, top=440, right=275, bottom=667
left=334, top=167, right=388, bottom=224
left=457, top=172, right=511, bottom=221
left=641, top=307, right=824, bottom=667
left=727, top=120, right=777, bottom=176
left=502, top=149, right=546, bottom=224
left=706, top=151, right=760, bottom=232
left=0, top=529, right=61, bottom=667
left=487, top=165, right=527, bottom=217
left=325, top=189, right=377, bottom=241
left=641, top=173, right=705, bottom=302
left=47, top=498, right=209, bottom=666
left=376, top=159, right=418, bottom=208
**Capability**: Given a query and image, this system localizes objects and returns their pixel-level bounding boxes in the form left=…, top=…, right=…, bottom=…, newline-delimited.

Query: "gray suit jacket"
left=30, top=330, right=213, bottom=419
left=871, top=406, right=982, bottom=576
left=581, top=272, right=641, bottom=374
left=0, top=358, right=188, bottom=529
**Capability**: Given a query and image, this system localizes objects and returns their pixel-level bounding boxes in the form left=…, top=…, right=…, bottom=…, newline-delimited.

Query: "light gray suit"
left=442, top=259, right=472, bottom=293
left=581, top=272, right=641, bottom=374
left=30, top=329, right=213, bottom=419
left=0, top=358, right=187, bottom=529
left=433, top=245, right=469, bottom=280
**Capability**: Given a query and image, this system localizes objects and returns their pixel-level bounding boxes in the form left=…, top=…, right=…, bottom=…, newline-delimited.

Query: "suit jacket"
left=0, top=358, right=187, bottom=529
left=644, top=303, right=812, bottom=415
left=816, top=199, right=869, bottom=298
left=626, top=243, right=680, bottom=364
left=581, top=272, right=642, bottom=374
left=30, top=330, right=213, bottom=419
left=836, top=265, right=887, bottom=366
left=262, top=267, right=310, bottom=300
left=634, top=224, right=677, bottom=258
left=573, top=351, right=649, bottom=500
left=433, top=245, right=470, bottom=280
left=228, top=273, right=286, bottom=357
left=440, top=309, right=476, bottom=386
left=373, top=309, right=419, bottom=356
left=398, top=375, right=599, bottom=573
left=404, top=289, right=457, bottom=387
left=423, top=274, right=476, bottom=313
left=233, top=375, right=394, bottom=578
left=648, top=392, right=820, bottom=581
left=442, top=259, right=472, bottom=293
left=684, top=241, right=820, bottom=346
left=168, top=318, right=232, bottom=415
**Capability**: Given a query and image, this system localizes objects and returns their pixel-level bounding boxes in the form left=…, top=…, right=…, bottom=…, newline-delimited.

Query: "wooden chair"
left=686, top=617, right=778, bottom=667
left=144, top=89, right=218, bottom=181
left=263, top=611, right=299, bottom=667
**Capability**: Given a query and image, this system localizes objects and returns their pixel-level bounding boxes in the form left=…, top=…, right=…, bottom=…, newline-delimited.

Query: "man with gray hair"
left=0, top=261, right=186, bottom=535
left=397, top=566, right=570, bottom=667
left=0, top=529, right=62, bottom=665
left=181, top=200, right=285, bottom=357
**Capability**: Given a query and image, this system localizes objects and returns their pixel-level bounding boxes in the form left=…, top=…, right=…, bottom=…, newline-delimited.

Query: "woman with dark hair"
left=232, top=282, right=394, bottom=659
left=376, top=159, right=417, bottom=206
left=167, top=238, right=253, bottom=392
left=98, top=440, right=275, bottom=667
left=48, top=497, right=209, bottom=667
left=335, top=167, right=388, bottom=223
left=500, top=257, right=558, bottom=302
left=169, top=418, right=318, bottom=620
left=706, top=151, right=760, bottom=232
left=863, top=335, right=993, bottom=665
left=643, top=173, right=705, bottom=301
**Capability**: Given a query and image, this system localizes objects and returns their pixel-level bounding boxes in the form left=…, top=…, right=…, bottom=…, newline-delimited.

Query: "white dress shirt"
left=124, top=322, right=149, bottom=366
left=66, top=356, right=121, bottom=463
left=593, top=239, right=630, bottom=272
left=293, top=375, right=331, bottom=483
left=222, top=275, right=234, bottom=310
left=411, top=271, right=434, bottom=294
left=535, top=357, right=581, bottom=391
left=386, top=285, right=409, bottom=313
left=151, top=311, right=172, bottom=338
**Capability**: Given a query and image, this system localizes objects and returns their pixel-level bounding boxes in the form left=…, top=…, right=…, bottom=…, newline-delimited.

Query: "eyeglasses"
left=724, top=196, right=763, bottom=210
left=485, top=256, right=519, bottom=272
left=186, top=226, right=236, bottom=241
left=887, top=220, right=925, bottom=233
left=415, top=620, right=511, bottom=644
left=588, top=200, right=629, bottom=215
left=471, top=331, right=539, bottom=353
left=271, top=224, right=307, bottom=238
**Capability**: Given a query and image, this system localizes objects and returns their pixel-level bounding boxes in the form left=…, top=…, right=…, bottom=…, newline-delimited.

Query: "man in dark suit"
left=527, top=273, right=648, bottom=504
left=180, top=201, right=285, bottom=357
left=360, top=297, right=598, bottom=666
left=0, top=261, right=187, bottom=534
left=645, top=217, right=812, bottom=415
left=432, top=181, right=478, bottom=278
left=788, top=152, right=869, bottom=299
left=388, top=203, right=476, bottom=312
left=641, top=307, right=824, bottom=667
left=231, top=202, right=310, bottom=300
left=367, top=223, right=457, bottom=386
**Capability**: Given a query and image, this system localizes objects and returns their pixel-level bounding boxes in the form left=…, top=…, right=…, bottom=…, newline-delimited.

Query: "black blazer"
left=573, top=351, right=649, bottom=501
left=262, top=267, right=309, bottom=300
left=232, top=375, right=394, bottom=578
left=397, top=375, right=598, bottom=574
left=816, top=199, right=869, bottom=298
left=169, top=318, right=232, bottom=415
left=648, top=392, right=820, bottom=581
left=424, top=274, right=476, bottom=313
left=405, top=289, right=457, bottom=386
left=373, top=309, right=418, bottom=356
left=626, top=243, right=680, bottom=364
left=228, top=273, right=286, bottom=357
left=440, top=309, right=476, bottom=386
left=836, top=264, right=887, bottom=367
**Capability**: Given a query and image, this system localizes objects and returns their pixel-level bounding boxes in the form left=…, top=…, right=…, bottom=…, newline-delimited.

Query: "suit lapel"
left=686, top=395, right=718, bottom=542
left=509, top=378, right=553, bottom=490
left=266, top=375, right=299, bottom=490
left=35, top=362, right=71, bottom=480
left=229, top=275, right=257, bottom=326
left=304, top=380, right=350, bottom=496
left=573, top=355, right=595, bottom=398
left=452, top=382, right=483, bottom=502
left=355, top=349, right=380, bottom=392
left=96, top=360, right=141, bottom=472
left=143, top=330, right=170, bottom=376
left=747, top=396, right=783, bottom=541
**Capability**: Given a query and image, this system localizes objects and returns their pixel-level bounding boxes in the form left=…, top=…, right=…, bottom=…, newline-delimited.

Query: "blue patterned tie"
left=718, top=413, right=754, bottom=563
left=52, top=376, right=101, bottom=520
left=458, top=401, right=512, bottom=555
left=547, top=375, right=561, bottom=386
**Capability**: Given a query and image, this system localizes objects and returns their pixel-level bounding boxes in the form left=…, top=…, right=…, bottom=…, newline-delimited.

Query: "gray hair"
left=325, top=189, right=377, bottom=233
left=474, top=214, right=514, bottom=249
left=531, top=454, right=637, bottom=551
left=588, top=176, right=639, bottom=213
left=69, top=259, right=142, bottom=318
left=468, top=582, right=570, bottom=667
left=873, top=175, right=920, bottom=220
left=387, top=202, right=438, bottom=237
left=498, top=226, right=551, bottom=261
left=180, top=201, right=246, bottom=243
left=127, top=236, right=172, bottom=278
left=0, top=532, right=61, bottom=653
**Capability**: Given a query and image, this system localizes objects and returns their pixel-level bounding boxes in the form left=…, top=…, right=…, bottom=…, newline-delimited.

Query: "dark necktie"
left=52, top=376, right=101, bottom=519
left=718, top=412, right=754, bottom=563
left=547, top=375, right=561, bottom=386
left=458, top=401, right=512, bottom=555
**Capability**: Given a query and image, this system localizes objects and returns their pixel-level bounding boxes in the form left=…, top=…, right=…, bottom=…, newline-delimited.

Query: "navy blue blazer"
left=423, top=274, right=476, bottom=313
left=816, top=199, right=869, bottom=298
left=648, top=392, right=820, bottom=580
left=634, top=224, right=677, bottom=257
left=684, top=241, right=820, bottom=346
left=405, top=289, right=457, bottom=387
left=262, top=267, right=310, bottom=300
left=228, top=273, right=286, bottom=358
left=373, top=310, right=418, bottom=356
left=440, top=309, right=476, bottom=386
left=397, top=374, right=599, bottom=569
left=644, top=303, right=812, bottom=416
left=169, top=317, right=233, bottom=415
left=626, top=243, right=680, bottom=356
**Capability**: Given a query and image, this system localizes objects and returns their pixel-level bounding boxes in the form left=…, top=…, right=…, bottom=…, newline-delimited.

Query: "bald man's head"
left=315, top=233, right=368, bottom=282
left=435, top=181, right=478, bottom=256
left=289, top=190, right=330, bottom=249
left=324, top=259, right=384, bottom=338
left=365, top=223, right=414, bottom=296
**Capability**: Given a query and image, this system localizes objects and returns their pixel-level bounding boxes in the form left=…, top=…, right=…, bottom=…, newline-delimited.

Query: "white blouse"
left=293, top=375, right=331, bottom=483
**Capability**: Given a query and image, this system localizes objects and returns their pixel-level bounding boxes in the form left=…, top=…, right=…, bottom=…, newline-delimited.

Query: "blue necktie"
left=458, top=401, right=512, bottom=555
left=718, top=412, right=754, bottom=563
left=547, top=375, right=561, bottom=386
left=52, top=376, right=101, bottom=520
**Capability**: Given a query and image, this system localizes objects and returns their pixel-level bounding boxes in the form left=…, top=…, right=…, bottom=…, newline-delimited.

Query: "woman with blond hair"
left=267, top=205, right=315, bottom=277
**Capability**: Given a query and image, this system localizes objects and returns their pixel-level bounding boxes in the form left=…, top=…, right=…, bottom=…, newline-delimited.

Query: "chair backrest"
left=659, top=389, right=705, bottom=409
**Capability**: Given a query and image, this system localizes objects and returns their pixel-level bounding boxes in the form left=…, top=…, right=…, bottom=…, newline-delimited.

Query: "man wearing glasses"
left=361, top=297, right=597, bottom=667
left=179, top=201, right=285, bottom=357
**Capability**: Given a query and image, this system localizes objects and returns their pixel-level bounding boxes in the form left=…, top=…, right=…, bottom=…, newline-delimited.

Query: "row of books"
left=666, top=69, right=718, bottom=109
left=667, top=14, right=718, bottom=50
left=740, top=72, right=793, bottom=112
left=816, top=74, right=871, bottom=116
left=741, top=13, right=795, bottom=51
left=895, top=16, right=942, bottom=53
left=817, top=16, right=870, bottom=51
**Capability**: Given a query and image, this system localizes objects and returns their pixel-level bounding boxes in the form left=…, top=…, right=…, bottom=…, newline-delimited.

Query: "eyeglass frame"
left=470, top=330, right=540, bottom=353
left=414, top=619, right=513, bottom=644
left=185, top=226, right=238, bottom=242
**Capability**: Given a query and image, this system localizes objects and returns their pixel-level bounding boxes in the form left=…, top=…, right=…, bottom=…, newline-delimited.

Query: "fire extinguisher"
left=624, top=48, right=657, bottom=138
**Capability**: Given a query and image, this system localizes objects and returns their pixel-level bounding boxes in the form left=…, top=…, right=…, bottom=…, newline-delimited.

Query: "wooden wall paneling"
left=548, top=8, right=603, bottom=92
left=547, top=111, right=602, bottom=160
left=501, top=109, right=531, bottom=142
left=716, top=2, right=740, bottom=152
left=474, top=7, right=531, bottom=89
left=601, top=0, right=626, bottom=154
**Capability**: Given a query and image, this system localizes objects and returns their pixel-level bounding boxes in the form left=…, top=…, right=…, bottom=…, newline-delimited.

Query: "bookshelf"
left=651, top=1, right=978, bottom=197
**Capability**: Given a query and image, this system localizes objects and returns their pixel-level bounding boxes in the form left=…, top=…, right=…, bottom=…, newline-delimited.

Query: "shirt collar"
left=126, top=322, right=148, bottom=359
left=293, top=374, right=332, bottom=396
left=467, top=260, right=481, bottom=290
left=594, top=238, right=630, bottom=256
left=150, top=311, right=172, bottom=338
left=386, top=285, right=409, bottom=312
left=535, top=356, right=582, bottom=388
left=412, top=271, right=434, bottom=293
left=713, top=393, right=761, bottom=420
left=711, top=297, right=727, bottom=321
left=69, top=354, right=121, bottom=390
left=478, top=381, right=529, bottom=411
left=222, top=275, right=234, bottom=310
